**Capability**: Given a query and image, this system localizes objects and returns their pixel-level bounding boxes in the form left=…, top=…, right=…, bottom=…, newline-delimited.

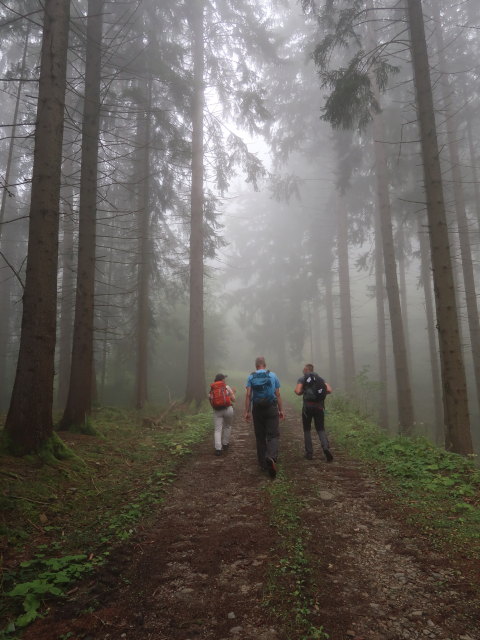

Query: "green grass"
left=0, top=404, right=212, bottom=636
left=263, top=471, right=329, bottom=640
left=327, top=398, right=480, bottom=557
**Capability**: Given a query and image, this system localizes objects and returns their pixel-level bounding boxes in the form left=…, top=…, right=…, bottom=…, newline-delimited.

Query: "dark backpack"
left=250, top=370, right=276, bottom=407
left=303, top=373, right=327, bottom=404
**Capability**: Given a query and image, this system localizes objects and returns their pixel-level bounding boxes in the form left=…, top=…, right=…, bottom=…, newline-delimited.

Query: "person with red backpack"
left=209, top=373, right=236, bottom=456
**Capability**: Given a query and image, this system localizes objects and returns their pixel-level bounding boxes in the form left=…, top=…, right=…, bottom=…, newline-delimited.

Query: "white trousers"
left=213, top=406, right=234, bottom=450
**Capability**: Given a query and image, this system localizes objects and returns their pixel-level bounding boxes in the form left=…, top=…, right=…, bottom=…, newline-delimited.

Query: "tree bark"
left=185, top=0, right=206, bottom=405
left=135, top=76, right=152, bottom=410
left=56, top=164, right=75, bottom=408
left=371, top=104, right=414, bottom=432
left=5, top=0, right=70, bottom=454
left=366, top=2, right=414, bottom=431
left=406, top=0, right=472, bottom=454
left=60, top=0, right=104, bottom=429
left=433, top=2, right=480, bottom=422
left=324, top=274, right=338, bottom=389
left=418, top=218, right=443, bottom=442
left=374, top=201, right=389, bottom=430
left=336, top=195, right=355, bottom=393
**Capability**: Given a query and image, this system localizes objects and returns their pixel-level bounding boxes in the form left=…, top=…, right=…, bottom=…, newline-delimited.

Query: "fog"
left=1, top=0, right=479, bottom=456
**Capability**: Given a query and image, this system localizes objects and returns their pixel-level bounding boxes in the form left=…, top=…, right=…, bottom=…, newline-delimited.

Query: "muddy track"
left=25, top=401, right=480, bottom=640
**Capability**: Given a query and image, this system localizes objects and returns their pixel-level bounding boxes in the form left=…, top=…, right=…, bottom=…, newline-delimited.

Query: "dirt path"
left=26, top=402, right=480, bottom=640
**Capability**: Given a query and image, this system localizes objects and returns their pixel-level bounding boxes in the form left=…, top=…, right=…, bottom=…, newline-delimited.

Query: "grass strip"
left=264, top=470, right=329, bottom=640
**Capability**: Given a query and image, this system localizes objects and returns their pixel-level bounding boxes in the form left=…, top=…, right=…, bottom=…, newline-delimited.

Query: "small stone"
left=319, top=491, right=335, bottom=500
left=229, top=626, right=243, bottom=635
left=227, top=612, right=236, bottom=619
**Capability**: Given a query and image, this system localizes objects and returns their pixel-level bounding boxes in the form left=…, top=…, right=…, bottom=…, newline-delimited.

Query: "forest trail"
left=25, top=401, right=480, bottom=640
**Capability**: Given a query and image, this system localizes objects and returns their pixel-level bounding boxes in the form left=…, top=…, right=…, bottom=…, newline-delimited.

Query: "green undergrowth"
left=327, top=401, right=480, bottom=558
left=0, top=403, right=212, bottom=637
left=264, top=472, right=329, bottom=640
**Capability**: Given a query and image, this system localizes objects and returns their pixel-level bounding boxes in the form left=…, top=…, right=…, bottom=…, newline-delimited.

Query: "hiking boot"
left=266, top=457, right=277, bottom=479
left=222, top=443, right=229, bottom=451
left=305, top=452, right=313, bottom=460
left=215, top=449, right=222, bottom=456
left=324, top=449, right=333, bottom=462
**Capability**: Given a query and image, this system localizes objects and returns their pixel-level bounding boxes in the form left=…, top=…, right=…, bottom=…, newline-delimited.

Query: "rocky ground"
left=24, top=399, right=480, bottom=640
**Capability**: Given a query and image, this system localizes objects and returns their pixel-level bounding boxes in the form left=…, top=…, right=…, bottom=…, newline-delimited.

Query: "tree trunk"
left=99, top=248, right=113, bottom=402
left=418, top=218, right=443, bottom=442
left=371, top=104, right=414, bottom=432
left=324, top=274, right=338, bottom=389
left=462, top=92, right=480, bottom=229
left=134, top=77, right=152, bottom=410
left=4, top=0, right=70, bottom=455
left=406, top=0, right=472, bottom=454
left=374, top=202, right=389, bottom=430
left=0, top=26, right=31, bottom=411
left=336, top=195, right=355, bottom=393
left=397, top=224, right=412, bottom=371
left=0, top=277, right=12, bottom=411
left=60, top=0, right=104, bottom=429
left=366, top=3, right=414, bottom=431
left=0, top=24, right=30, bottom=236
left=433, top=3, right=480, bottom=422
left=185, top=0, right=206, bottom=405
left=56, top=167, right=75, bottom=408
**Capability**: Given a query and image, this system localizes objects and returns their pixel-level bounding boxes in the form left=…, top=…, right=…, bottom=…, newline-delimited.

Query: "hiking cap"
left=214, top=373, right=227, bottom=381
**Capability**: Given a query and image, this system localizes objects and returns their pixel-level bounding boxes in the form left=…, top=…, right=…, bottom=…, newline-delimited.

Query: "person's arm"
left=275, top=387, right=285, bottom=419
left=227, top=385, right=236, bottom=403
left=294, top=381, right=304, bottom=395
left=244, top=386, right=252, bottom=420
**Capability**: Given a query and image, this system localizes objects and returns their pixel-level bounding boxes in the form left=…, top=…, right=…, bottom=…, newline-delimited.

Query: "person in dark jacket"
left=294, top=363, right=333, bottom=462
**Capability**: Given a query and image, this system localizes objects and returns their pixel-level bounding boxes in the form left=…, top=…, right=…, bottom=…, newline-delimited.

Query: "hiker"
left=209, top=373, right=236, bottom=456
left=294, top=363, right=333, bottom=462
left=244, top=356, right=284, bottom=478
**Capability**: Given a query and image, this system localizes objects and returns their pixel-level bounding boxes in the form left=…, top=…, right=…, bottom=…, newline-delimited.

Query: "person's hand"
left=279, top=410, right=285, bottom=420
left=244, top=411, right=251, bottom=421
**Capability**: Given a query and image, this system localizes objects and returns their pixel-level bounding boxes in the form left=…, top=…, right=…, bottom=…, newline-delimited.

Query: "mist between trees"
left=0, top=0, right=479, bottom=457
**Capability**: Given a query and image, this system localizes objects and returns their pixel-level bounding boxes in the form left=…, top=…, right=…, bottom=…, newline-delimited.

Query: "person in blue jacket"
left=244, top=356, right=284, bottom=478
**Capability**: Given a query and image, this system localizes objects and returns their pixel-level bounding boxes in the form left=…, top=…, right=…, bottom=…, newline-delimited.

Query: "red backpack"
left=209, top=380, right=232, bottom=409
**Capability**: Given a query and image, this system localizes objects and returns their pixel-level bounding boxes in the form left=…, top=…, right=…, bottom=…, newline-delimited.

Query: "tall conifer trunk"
left=57, top=160, right=75, bottom=408
left=185, top=0, right=206, bottom=404
left=374, top=203, right=389, bottom=430
left=4, top=0, right=70, bottom=454
left=60, top=0, right=104, bottom=429
left=418, top=218, right=443, bottom=441
left=432, top=3, right=480, bottom=422
left=366, top=2, right=414, bottom=431
left=135, top=77, right=152, bottom=409
left=336, top=195, right=355, bottom=393
left=324, top=274, right=338, bottom=389
left=371, top=101, right=414, bottom=432
left=0, top=25, right=30, bottom=411
left=406, top=0, right=472, bottom=454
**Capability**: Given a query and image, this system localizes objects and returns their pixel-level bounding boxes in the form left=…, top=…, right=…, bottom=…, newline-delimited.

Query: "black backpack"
left=303, top=373, right=327, bottom=404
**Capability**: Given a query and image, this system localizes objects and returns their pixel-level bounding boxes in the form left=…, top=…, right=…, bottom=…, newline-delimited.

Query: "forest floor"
left=6, top=399, right=480, bottom=640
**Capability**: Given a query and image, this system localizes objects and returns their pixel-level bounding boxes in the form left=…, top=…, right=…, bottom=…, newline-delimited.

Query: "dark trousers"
left=252, top=403, right=280, bottom=468
left=302, top=404, right=329, bottom=455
